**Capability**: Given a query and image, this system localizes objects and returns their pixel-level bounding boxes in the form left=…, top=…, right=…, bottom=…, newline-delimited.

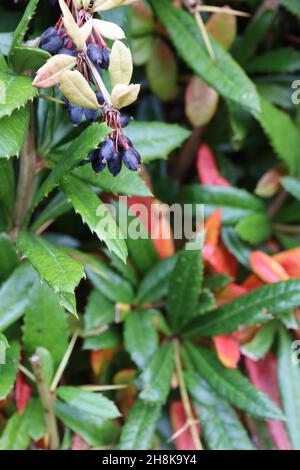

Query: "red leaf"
left=215, top=282, right=247, bottom=306
left=15, top=371, right=32, bottom=414
left=245, top=353, right=292, bottom=450
left=242, top=274, right=264, bottom=291
left=72, top=434, right=91, bottom=450
left=250, top=251, right=289, bottom=283
left=196, top=144, right=230, bottom=186
left=170, top=400, right=200, bottom=450
left=255, top=165, right=285, bottom=198
left=90, top=348, right=117, bottom=377
left=273, top=247, right=300, bottom=278
left=214, top=334, right=240, bottom=368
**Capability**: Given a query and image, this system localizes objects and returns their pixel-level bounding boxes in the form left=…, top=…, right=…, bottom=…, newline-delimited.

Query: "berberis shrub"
left=0, top=0, right=300, bottom=452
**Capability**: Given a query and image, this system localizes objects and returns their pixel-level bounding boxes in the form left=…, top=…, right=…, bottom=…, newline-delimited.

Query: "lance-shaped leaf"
left=185, top=77, right=219, bottom=128
left=0, top=105, right=29, bottom=159
left=93, top=0, right=124, bottom=12
left=9, top=0, right=39, bottom=54
left=278, top=327, right=300, bottom=449
left=60, top=70, right=100, bottom=109
left=59, top=0, right=92, bottom=50
left=92, top=19, right=125, bottom=40
left=166, top=247, right=203, bottom=332
left=140, top=342, right=174, bottom=404
left=0, top=234, right=19, bottom=282
left=183, top=280, right=300, bottom=338
left=0, top=341, right=20, bottom=400
left=250, top=251, right=289, bottom=283
left=111, top=83, right=140, bottom=109
left=0, top=413, right=30, bottom=450
left=124, top=310, right=159, bottom=368
left=16, top=232, right=85, bottom=315
left=109, top=40, right=133, bottom=87
left=241, top=322, right=277, bottom=361
left=32, top=54, right=77, bottom=89
left=119, top=398, right=161, bottom=450
left=61, top=174, right=127, bottom=262
left=185, top=342, right=284, bottom=421
left=0, top=72, right=38, bottom=118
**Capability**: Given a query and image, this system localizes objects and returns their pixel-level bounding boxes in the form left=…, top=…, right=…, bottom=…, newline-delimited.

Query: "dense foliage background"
left=1, top=0, right=300, bottom=451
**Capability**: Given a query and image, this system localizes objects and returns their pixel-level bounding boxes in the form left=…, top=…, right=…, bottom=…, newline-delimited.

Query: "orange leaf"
left=215, top=282, right=247, bottom=306
left=214, top=334, right=240, bottom=368
left=114, top=369, right=137, bottom=417
left=170, top=400, right=200, bottom=450
left=15, top=371, right=32, bottom=414
left=90, top=348, right=117, bottom=377
left=255, top=165, right=285, bottom=198
left=250, top=251, right=289, bottom=283
left=245, top=353, right=292, bottom=450
left=242, top=274, right=264, bottom=291
left=206, top=5, right=237, bottom=50
left=196, top=144, right=230, bottom=186
left=185, top=76, right=219, bottom=128
left=273, top=247, right=300, bottom=278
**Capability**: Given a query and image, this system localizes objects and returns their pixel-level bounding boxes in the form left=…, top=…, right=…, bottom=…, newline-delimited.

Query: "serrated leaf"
left=9, top=0, right=39, bottom=55
left=236, top=212, right=272, bottom=244
left=124, top=309, right=158, bottom=368
left=10, top=46, right=51, bottom=74
left=83, top=327, right=121, bottom=350
left=119, top=398, right=161, bottom=450
left=0, top=105, right=29, bottom=159
left=83, top=289, right=115, bottom=332
left=16, top=232, right=85, bottom=315
left=135, top=255, right=177, bottom=304
left=203, top=273, right=232, bottom=292
left=241, top=322, right=277, bottom=361
left=55, top=400, right=118, bottom=447
left=185, top=368, right=255, bottom=450
left=0, top=233, right=19, bottom=282
left=180, top=184, right=264, bottom=225
left=61, top=174, right=127, bottom=262
left=247, top=48, right=300, bottom=73
left=56, top=386, right=120, bottom=420
left=0, top=263, right=38, bottom=332
left=255, top=97, right=300, bottom=176
left=23, top=284, right=68, bottom=367
left=23, top=399, right=46, bottom=441
left=166, top=248, right=203, bottom=331
left=221, top=226, right=252, bottom=268
left=140, top=342, right=174, bottom=403
left=86, top=264, right=134, bottom=304
left=125, top=122, right=190, bottom=163
left=0, top=72, right=38, bottom=118
left=185, top=342, right=284, bottom=420
left=0, top=413, right=30, bottom=450
left=150, top=0, right=260, bottom=114
left=183, top=280, right=300, bottom=338
left=33, top=123, right=109, bottom=209
left=0, top=340, right=20, bottom=400
left=278, top=327, right=300, bottom=449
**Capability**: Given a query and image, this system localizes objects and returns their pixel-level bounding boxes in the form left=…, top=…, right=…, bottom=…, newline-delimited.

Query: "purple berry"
left=96, top=90, right=105, bottom=105
left=87, top=44, right=103, bottom=64
left=120, top=114, right=133, bottom=128
left=92, top=157, right=106, bottom=174
left=41, top=35, right=64, bottom=54
left=121, top=147, right=141, bottom=171
left=58, top=47, right=77, bottom=57
left=101, top=48, right=110, bottom=70
left=67, top=102, right=84, bottom=125
left=98, top=138, right=115, bottom=162
left=84, top=108, right=98, bottom=123
left=40, top=27, right=57, bottom=44
left=108, top=151, right=122, bottom=176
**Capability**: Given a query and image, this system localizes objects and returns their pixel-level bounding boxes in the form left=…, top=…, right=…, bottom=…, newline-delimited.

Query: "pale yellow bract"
left=109, top=40, right=133, bottom=88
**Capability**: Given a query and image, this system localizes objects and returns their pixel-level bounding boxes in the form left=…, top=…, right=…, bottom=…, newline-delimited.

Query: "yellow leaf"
left=32, top=54, right=77, bottom=89
left=111, top=83, right=140, bottom=109
left=92, top=19, right=125, bottom=40
left=92, top=0, right=124, bottom=12
left=109, top=40, right=133, bottom=87
left=59, top=0, right=82, bottom=49
left=60, top=70, right=100, bottom=109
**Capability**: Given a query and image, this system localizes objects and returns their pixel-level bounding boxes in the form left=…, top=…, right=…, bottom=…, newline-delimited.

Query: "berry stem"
left=84, top=53, right=112, bottom=105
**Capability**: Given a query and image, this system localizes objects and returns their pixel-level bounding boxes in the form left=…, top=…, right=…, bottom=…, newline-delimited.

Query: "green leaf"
left=16, top=232, right=85, bottom=315
left=61, top=174, right=127, bottom=263
left=278, top=327, right=300, bottom=449
left=36, top=347, right=54, bottom=386
left=23, top=284, right=68, bottom=367
left=166, top=248, right=203, bottom=331
left=86, top=266, right=134, bottom=304
left=55, top=400, right=118, bottom=447
left=31, top=192, right=71, bottom=232
left=203, top=273, right=232, bottom=292
left=10, top=46, right=50, bottom=74
left=0, top=159, right=15, bottom=224
left=0, top=340, right=20, bottom=400
left=150, top=0, right=260, bottom=114
left=180, top=184, right=264, bottom=225
left=0, top=33, right=13, bottom=57
left=235, top=212, right=272, bottom=244
left=0, top=72, right=38, bottom=119
left=74, top=164, right=152, bottom=196
left=0, top=233, right=19, bottom=282
left=83, top=327, right=121, bottom=351
left=23, top=399, right=46, bottom=441
left=146, top=39, right=178, bottom=102
left=281, top=176, right=300, bottom=201
left=56, top=386, right=120, bottom=420
left=32, top=123, right=109, bottom=209
left=185, top=342, right=284, bottom=420
left=119, top=398, right=161, bottom=450
left=9, top=0, right=39, bottom=55
left=124, top=310, right=159, bottom=369
left=241, top=321, right=277, bottom=361
left=222, top=226, right=252, bottom=268
left=0, top=105, right=29, bottom=159
left=83, top=289, right=115, bottom=332
left=0, top=413, right=30, bottom=450
left=246, top=48, right=300, bottom=73
left=140, top=342, right=174, bottom=404
left=255, top=97, right=300, bottom=176
left=125, top=121, right=190, bottom=163
left=185, top=368, right=255, bottom=450
left=281, top=0, right=300, bottom=18
left=183, top=280, right=300, bottom=338
left=0, top=263, right=38, bottom=332
left=135, top=255, right=177, bottom=304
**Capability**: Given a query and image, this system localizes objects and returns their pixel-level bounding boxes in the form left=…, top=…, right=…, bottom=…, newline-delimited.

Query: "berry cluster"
left=34, top=0, right=141, bottom=177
